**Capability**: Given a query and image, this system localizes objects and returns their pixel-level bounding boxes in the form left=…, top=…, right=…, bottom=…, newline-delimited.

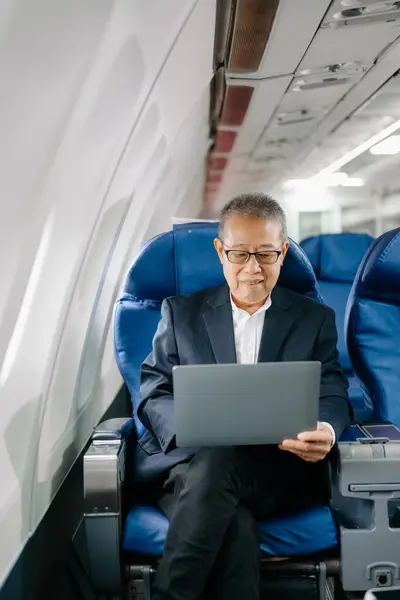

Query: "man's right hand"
left=278, top=422, right=333, bottom=463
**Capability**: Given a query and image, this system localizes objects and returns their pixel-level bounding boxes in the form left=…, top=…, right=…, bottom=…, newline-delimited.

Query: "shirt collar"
left=230, top=293, right=272, bottom=315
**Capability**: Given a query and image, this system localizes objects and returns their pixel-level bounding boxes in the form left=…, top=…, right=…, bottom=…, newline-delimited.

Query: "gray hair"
left=218, top=193, right=288, bottom=241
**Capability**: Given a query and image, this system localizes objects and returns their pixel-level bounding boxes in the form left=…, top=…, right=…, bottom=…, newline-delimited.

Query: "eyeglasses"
left=219, top=240, right=283, bottom=265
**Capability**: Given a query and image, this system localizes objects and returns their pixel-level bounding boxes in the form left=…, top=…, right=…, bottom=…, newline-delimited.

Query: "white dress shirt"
left=230, top=295, right=335, bottom=445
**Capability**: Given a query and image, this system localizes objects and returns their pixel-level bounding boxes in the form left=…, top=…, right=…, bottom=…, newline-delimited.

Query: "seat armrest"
left=82, top=417, right=132, bottom=595
left=335, top=438, right=400, bottom=593
left=92, top=416, right=133, bottom=441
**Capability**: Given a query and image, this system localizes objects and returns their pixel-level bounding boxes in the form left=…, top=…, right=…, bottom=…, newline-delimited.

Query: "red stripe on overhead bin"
left=214, top=130, right=237, bottom=153
left=206, top=182, right=219, bottom=192
left=208, top=173, right=222, bottom=183
left=220, top=85, right=254, bottom=127
left=209, top=156, right=227, bottom=171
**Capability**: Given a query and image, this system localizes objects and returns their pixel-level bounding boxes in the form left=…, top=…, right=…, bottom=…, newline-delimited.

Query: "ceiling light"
left=317, top=119, right=400, bottom=176
left=321, top=172, right=350, bottom=186
left=283, top=172, right=364, bottom=190
left=283, top=179, right=318, bottom=191
left=370, top=134, right=400, bottom=155
left=320, top=173, right=364, bottom=187
left=339, top=177, right=364, bottom=187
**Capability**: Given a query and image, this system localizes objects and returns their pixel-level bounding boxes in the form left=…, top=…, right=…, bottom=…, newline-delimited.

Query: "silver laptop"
left=173, top=362, right=321, bottom=447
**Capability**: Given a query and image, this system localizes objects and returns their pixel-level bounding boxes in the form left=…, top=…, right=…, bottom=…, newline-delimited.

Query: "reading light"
left=370, top=135, right=400, bottom=155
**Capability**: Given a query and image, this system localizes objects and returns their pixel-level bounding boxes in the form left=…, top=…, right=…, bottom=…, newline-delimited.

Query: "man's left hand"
left=278, top=422, right=334, bottom=462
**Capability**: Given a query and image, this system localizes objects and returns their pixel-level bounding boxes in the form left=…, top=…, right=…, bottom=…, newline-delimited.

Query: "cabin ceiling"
left=206, top=0, right=400, bottom=213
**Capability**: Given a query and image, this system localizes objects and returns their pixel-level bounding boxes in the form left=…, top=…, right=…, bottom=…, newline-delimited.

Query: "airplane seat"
left=83, top=223, right=341, bottom=597
left=345, top=227, right=400, bottom=427
left=116, top=227, right=337, bottom=551
left=327, top=227, right=400, bottom=593
left=301, top=233, right=374, bottom=422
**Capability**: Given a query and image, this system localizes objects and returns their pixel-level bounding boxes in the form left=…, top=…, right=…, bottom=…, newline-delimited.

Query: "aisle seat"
left=345, top=227, right=400, bottom=427
left=301, top=233, right=374, bottom=421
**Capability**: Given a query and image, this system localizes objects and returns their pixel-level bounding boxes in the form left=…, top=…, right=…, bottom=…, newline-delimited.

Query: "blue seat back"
left=345, top=228, right=400, bottom=426
left=115, top=222, right=323, bottom=437
left=301, top=233, right=374, bottom=419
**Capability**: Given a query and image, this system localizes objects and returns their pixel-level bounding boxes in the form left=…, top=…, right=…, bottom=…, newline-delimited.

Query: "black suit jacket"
left=135, top=284, right=352, bottom=482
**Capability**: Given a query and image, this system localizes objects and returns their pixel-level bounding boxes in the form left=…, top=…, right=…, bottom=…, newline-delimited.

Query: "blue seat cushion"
left=301, top=233, right=374, bottom=284
left=347, top=373, right=374, bottom=422
left=318, top=281, right=351, bottom=372
left=115, top=299, right=162, bottom=437
left=318, top=281, right=373, bottom=419
left=123, top=504, right=337, bottom=557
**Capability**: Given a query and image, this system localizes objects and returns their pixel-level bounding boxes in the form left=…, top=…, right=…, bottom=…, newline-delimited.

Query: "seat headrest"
left=349, top=227, right=400, bottom=307
left=345, top=227, right=400, bottom=425
left=124, top=222, right=322, bottom=302
left=301, top=233, right=374, bottom=283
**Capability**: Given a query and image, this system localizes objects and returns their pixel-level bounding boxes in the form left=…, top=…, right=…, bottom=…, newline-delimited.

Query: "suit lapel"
left=257, top=287, right=297, bottom=363
left=203, top=285, right=237, bottom=364
left=203, top=284, right=299, bottom=364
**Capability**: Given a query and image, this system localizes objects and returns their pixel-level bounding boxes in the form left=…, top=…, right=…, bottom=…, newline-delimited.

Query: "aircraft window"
left=33, top=196, right=132, bottom=528
left=0, top=214, right=53, bottom=387
left=74, top=197, right=131, bottom=412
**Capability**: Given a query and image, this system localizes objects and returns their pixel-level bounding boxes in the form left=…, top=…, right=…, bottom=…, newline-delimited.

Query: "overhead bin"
left=252, top=63, right=368, bottom=163
left=285, top=60, right=400, bottom=182
left=215, top=77, right=292, bottom=155
left=325, top=0, right=400, bottom=28
left=299, top=0, right=400, bottom=68
left=225, top=0, right=332, bottom=79
left=208, top=0, right=400, bottom=207
left=260, top=0, right=400, bottom=167
left=259, top=2, right=400, bottom=188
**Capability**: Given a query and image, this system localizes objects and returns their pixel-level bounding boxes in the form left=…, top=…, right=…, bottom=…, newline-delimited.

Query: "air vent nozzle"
left=325, top=1, right=400, bottom=27
left=293, top=77, right=350, bottom=91
left=276, top=109, right=316, bottom=126
left=297, top=61, right=368, bottom=77
left=253, top=154, right=284, bottom=163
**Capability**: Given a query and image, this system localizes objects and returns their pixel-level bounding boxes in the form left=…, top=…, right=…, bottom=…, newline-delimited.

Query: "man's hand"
left=278, top=422, right=334, bottom=462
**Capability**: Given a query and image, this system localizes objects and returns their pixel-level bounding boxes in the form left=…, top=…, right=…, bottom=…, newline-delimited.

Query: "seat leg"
left=142, top=567, right=151, bottom=600
left=67, top=542, right=98, bottom=600
left=128, top=566, right=153, bottom=600
left=318, top=562, right=328, bottom=600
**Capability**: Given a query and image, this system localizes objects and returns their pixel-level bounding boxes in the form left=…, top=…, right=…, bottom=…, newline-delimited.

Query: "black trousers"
left=152, top=446, right=329, bottom=600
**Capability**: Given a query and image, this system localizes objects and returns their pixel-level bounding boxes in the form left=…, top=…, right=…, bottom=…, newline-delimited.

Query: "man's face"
left=214, top=214, right=289, bottom=308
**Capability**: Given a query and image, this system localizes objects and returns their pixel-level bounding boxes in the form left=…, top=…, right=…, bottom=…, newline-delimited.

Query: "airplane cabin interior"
left=1, top=1, right=400, bottom=599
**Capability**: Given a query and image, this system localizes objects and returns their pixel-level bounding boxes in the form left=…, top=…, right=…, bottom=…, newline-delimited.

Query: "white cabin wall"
left=175, top=167, right=208, bottom=221
left=0, top=0, right=216, bottom=586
